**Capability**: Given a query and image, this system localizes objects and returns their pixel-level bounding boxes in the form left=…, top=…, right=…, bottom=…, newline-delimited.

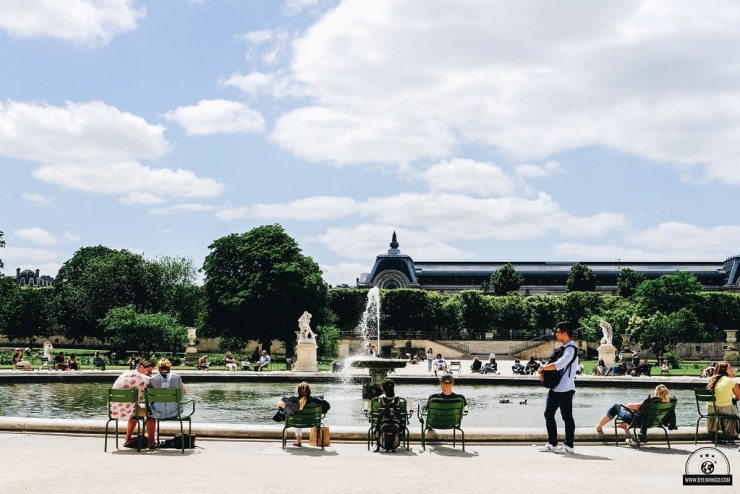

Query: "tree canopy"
left=633, top=271, right=703, bottom=316
left=616, top=268, right=645, bottom=297
left=202, top=224, right=328, bottom=354
left=101, top=305, right=188, bottom=356
left=490, top=263, right=524, bottom=295
left=566, top=263, right=597, bottom=292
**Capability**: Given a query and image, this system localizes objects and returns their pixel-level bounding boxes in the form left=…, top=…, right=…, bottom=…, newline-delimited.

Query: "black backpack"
left=375, top=396, right=402, bottom=453
left=542, top=344, right=577, bottom=389
left=159, top=433, right=196, bottom=449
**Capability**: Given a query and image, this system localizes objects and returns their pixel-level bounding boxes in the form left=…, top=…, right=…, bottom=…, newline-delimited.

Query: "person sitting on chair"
left=481, top=358, right=498, bottom=374
left=606, top=363, right=626, bottom=376
left=525, top=356, right=541, bottom=375
left=427, top=374, right=467, bottom=408
left=594, top=384, right=674, bottom=446
left=254, top=350, right=271, bottom=371
left=66, top=353, right=79, bottom=371
left=276, top=382, right=330, bottom=447
left=241, top=356, right=251, bottom=371
left=705, top=361, right=740, bottom=442
left=470, top=357, right=482, bottom=373
left=111, top=360, right=157, bottom=449
left=197, top=354, right=209, bottom=371
left=53, top=351, right=67, bottom=371
left=12, top=348, right=31, bottom=370
left=512, top=359, right=526, bottom=375
left=223, top=352, right=237, bottom=371
left=432, top=353, right=448, bottom=376
left=149, top=358, right=188, bottom=420
left=594, top=359, right=607, bottom=376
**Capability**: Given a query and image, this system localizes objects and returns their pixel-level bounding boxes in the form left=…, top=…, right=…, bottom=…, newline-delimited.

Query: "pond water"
left=0, top=382, right=704, bottom=428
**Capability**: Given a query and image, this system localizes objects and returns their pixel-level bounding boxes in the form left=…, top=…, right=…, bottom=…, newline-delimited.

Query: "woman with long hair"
left=706, top=361, right=740, bottom=441
left=595, top=384, right=671, bottom=433
left=276, top=382, right=330, bottom=447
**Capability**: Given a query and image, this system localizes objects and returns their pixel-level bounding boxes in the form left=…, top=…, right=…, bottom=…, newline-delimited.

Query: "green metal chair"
left=144, top=387, right=196, bottom=453
left=105, top=388, right=143, bottom=452
left=418, top=397, right=466, bottom=451
left=364, top=397, right=410, bottom=451
left=282, top=402, right=326, bottom=450
left=614, top=398, right=677, bottom=449
left=694, top=388, right=740, bottom=446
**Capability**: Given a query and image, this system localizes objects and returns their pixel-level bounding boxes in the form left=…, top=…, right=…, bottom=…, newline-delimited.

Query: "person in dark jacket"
left=276, top=382, right=330, bottom=447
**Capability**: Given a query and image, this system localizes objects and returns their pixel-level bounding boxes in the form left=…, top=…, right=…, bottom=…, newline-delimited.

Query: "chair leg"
left=633, top=429, right=641, bottom=449
left=695, top=418, right=701, bottom=445
left=662, top=426, right=670, bottom=449
left=459, top=428, right=465, bottom=452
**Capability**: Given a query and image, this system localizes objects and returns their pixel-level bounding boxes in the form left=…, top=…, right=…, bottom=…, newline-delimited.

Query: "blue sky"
left=2, top=0, right=740, bottom=286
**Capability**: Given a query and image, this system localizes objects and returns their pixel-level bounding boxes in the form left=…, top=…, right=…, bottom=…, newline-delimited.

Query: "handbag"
left=309, top=426, right=330, bottom=446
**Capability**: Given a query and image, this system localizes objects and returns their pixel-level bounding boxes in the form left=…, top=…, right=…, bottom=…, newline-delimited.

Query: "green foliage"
left=150, top=256, right=204, bottom=326
left=489, top=295, right=529, bottom=337
left=662, top=351, right=680, bottom=369
left=490, top=263, right=524, bottom=296
left=632, top=308, right=703, bottom=356
left=579, top=297, right=634, bottom=347
left=328, top=289, right=369, bottom=333
left=316, top=324, right=339, bottom=358
left=527, top=295, right=561, bottom=330
left=458, top=290, right=494, bottom=336
left=202, top=224, right=329, bottom=355
left=101, top=305, right=188, bottom=356
left=559, top=291, right=604, bottom=327
left=54, top=246, right=161, bottom=341
left=633, top=272, right=703, bottom=316
left=0, top=286, right=55, bottom=345
left=566, top=263, right=597, bottom=292
left=698, top=292, right=740, bottom=338
left=616, top=268, right=645, bottom=298
left=381, top=289, right=437, bottom=335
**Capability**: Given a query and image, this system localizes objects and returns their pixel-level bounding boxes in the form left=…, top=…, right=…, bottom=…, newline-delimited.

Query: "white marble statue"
left=599, top=320, right=613, bottom=346
left=297, top=311, right=317, bottom=341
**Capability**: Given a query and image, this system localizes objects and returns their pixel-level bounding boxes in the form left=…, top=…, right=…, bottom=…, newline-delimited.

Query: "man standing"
left=538, top=321, right=578, bottom=454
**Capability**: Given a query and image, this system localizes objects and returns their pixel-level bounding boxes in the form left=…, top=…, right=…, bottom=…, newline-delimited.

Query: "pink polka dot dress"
left=110, top=370, right=151, bottom=420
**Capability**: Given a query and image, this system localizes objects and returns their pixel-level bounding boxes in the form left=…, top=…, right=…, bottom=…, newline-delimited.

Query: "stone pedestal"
left=597, top=344, right=617, bottom=368
left=183, top=326, right=198, bottom=366
left=293, top=341, right=318, bottom=371
left=620, top=333, right=633, bottom=364
left=724, top=329, right=739, bottom=363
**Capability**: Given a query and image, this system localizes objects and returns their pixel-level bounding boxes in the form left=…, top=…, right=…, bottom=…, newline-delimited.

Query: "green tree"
left=458, top=290, right=493, bottom=336
left=632, top=308, right=703, bottom=357
left=0, top=287, right=56, bottom=346
left=633, top=272, right=703, bottom=316
left=54, top=246, right=160, bottom=341
left=381, top=289, right=436, bottom=336
left=566, top=263, right=597, bottom=292
left=526, top=295, right=561, bottom=331
left=700, top=292, right=740, bottom=338
left=316, top=324, right=340, bottom=358
left=329, top=288, right=369, bottom=334
left=101, top=305, right=188, bottom=356
left=559, top=292, right=604, bottom=329
left=489, top=295, right=529, bottom=337
left=202, top=224, right=328, bottom=355
left=579, top=296, right=634, bottom=347
left=150, top=256, right=204, bottom=326
left=490, top=263, right=524, bottom=296
left=616, top=268, right=645, bottom=298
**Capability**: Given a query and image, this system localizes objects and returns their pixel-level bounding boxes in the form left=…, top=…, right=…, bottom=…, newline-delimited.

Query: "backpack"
left=159, top=433, right=196, bottom=449
left=542, top=344, right=577, bottom=389
left=374, top=396, right=403, bottom=453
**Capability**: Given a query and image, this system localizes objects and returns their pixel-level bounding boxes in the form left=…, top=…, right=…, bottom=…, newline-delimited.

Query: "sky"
left=2, top=0, right=740, bottom=287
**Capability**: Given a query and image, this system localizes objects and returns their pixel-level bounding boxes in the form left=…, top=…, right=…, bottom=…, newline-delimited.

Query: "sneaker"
left=538, top=443, right=558, bottom=452
left=625, top=438, right=638, bottom=447
left=553, top=445, right=575, bottom=454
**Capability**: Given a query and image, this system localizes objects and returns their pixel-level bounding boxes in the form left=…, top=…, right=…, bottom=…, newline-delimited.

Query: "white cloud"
left=215, top=206, right=250, bottom=221
left=21, top=192, right=55, bottom=206
left=284, top=0, right=321, bottom=15
left=0, top=0, right=145, bottom=48
left=162, top=99, right=265, bottom=135
left=249, top=196, right=358, bottom=220
left=119, top=192, right=166, bottom=205
left=13, top=227, right=58, bottom=246
left=149, top=203, right=217, bottom=214
left=0, top=100, right=223, bottom=201
left=12, top=227, right=82, bottom=246
left=222, top=72, right=274, bottom=97
left=515, top=161, right=564, bottom=178
left=319, top=262, right=368, bottom=286
left=420, top=158, right=518, bottom=197
left=265, top=0, right=740, bottom=184
left=1, top=246, right=66, bottom=266
left=553, top=221, right=740, bottom=260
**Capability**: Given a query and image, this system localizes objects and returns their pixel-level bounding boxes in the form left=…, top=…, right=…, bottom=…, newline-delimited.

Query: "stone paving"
left=0, top=431, right=738, bottom=493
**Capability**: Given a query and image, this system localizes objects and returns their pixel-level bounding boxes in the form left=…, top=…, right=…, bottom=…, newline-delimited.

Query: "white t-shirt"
left=553, top=342, right=578, bottom=393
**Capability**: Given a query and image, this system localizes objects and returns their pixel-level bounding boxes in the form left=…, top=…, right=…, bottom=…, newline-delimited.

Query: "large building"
left=14, top=268, right=54, bottom=287
left=357, top=233, right=740, bottom=295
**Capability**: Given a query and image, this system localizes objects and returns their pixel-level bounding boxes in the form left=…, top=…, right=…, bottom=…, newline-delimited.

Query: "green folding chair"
left=145, top=387, right=196, bottom=453
left=282, top=402, right=326, bottom=450
left=418, top=397, right=466, bottom=451
left=694, top=388, right=740, bottom=446
left=105, top=388, right=143, bottom=452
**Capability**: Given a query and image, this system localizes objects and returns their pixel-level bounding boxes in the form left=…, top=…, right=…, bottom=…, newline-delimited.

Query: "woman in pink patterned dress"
left=110, top=360, right=156, bottom=448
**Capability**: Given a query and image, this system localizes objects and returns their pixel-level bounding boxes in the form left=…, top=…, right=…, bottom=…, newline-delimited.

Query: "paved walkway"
left=1, top=432, right=737, bottom=492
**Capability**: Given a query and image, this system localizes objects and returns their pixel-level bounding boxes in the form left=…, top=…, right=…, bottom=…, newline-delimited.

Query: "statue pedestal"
left=724, top=329, right=738, bottom=363
left=597, top=344, right=617, bottom=368
left=184, top=345, right=198, bottom=366
left=293, top=341, right=318, bottom=372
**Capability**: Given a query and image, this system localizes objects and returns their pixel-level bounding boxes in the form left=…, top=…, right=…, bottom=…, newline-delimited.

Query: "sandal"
left=292, top=442, right=302, bottom=447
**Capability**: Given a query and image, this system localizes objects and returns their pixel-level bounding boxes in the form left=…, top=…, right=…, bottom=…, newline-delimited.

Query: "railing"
left=509, top=333, right=553, bottom=356
left=431, top=340, right=470, bottom=355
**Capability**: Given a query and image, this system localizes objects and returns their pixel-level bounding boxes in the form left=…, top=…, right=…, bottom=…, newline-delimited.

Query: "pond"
left=0, top=381, right=704, bottom=428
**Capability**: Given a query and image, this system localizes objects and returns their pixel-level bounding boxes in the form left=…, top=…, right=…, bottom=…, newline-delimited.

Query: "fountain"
left=347, top=287, right=407, bottom=398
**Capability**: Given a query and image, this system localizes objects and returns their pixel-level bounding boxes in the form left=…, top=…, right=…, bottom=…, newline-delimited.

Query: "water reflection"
left=0, top=382, right=702, bottom=427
